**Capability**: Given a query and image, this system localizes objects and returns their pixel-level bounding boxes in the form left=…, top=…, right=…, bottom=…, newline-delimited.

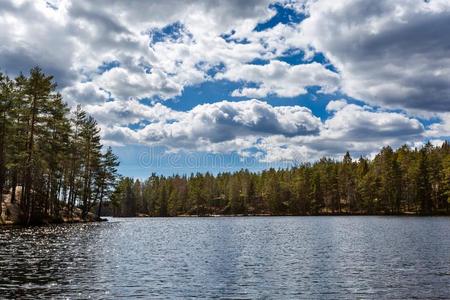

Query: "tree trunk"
left=11, top=171, right=17, bottom=204
left=0, top=112, right=6, bottom=216
left=97, top=184, right=105, bottom=219
left=23, top=93, right=38, bottom=224
left=81, top=139, right=92, bottom=220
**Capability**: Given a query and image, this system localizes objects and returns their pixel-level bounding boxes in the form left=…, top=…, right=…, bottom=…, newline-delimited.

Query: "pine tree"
left=0, top=67, right=120, bottom=224
left=339, top=152, right=356, bottom=213
left=22, top=67, right=56, bottom=223
left=417, top=148, right=432, bottom=215
left=79, top=115, right=102, bottom=219
left=0, top=73, right=14, bottom=214
left=96, top=147, right=119, bottom=219
left=228, top=175, right=241, bottom=214
left=443, top=153, right=450, bottom=212
left=110, top=143, right=449, bottom=217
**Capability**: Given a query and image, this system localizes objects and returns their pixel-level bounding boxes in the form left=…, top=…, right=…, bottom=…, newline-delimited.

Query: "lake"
left=1, top=217, right=450, bottom=299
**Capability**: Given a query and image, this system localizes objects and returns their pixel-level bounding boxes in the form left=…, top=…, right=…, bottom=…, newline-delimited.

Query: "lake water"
left=1, top=217, right=450, bottom=299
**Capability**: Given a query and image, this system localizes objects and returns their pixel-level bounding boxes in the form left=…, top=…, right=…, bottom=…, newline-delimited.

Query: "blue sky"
left=115, top=5, right=359, bottom=177
left=1, top=0, right=449, bottom=177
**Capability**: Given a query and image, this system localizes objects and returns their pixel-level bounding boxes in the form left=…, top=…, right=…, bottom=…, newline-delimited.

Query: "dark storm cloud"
left=302, top=0, right=450, bottom=112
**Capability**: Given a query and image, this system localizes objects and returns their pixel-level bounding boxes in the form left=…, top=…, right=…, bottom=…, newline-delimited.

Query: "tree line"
left=110, top=142, right=450, bottom=217
left=0, top=67, right=119, bottom=224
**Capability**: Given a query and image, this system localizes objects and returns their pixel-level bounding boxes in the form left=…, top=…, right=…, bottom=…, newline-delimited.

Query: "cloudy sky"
left=1, top=0, right=449, bottom=176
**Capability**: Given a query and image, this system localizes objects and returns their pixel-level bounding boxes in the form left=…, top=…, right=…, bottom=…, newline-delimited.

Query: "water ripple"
left=1, top=217, right=450, bottom=298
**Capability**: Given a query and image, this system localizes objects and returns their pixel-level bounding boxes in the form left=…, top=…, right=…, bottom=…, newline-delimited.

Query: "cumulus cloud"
left=91, top=98, right=426, bottom=163
left=301, top=0, right=450, bottom=112
left=325, top=99, right=347, bottom=112
left=95, top=67, right=184, bottom=100
left=0, top=1, right=77, bottom=86
left=0, top=0, right=283, bottom=103
left=3, top=0, right=450, bottom=114
left=218, top=60, right=340, bottom=98
left=100, top=126, right=140, bottom=146
left=87, top=99, right=322, bottom=147
left=425, top=113, right=450, bottom=138
left=322, top=101, right=424, bottom=141
left=85, top=100, right=183, bottom=126
left=1, top=0, right=448, bottom=165
left=63, top=82, right=110, bottom=105
left=0, top=0, right=334, bottom=104
left=251, top=100, right=426, bottom=162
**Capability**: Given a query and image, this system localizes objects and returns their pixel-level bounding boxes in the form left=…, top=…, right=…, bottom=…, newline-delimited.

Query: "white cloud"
left=219, top=60, right=340, bottom=98
left=0, top=0, right=77, bottom=85
left=63, top=82, right=110, bottom=105
left=322, top=102, right=424, bottom=141
left=91, top=98, right=426, bottom=163
left=85, top=100, right=183, bottom=126
left=250, top=100, right=426, bottom=162
left=100, top=125, right=140, bottom=146
left=325, top=99, right=347, bottom=112
left=136, top=99, right=321, bottom=148
left=425, top=113, right=450, bottom=138
left=1, top=0, right=448, bottom=164
left=4, top=0, right=450, bottom=114
left=95, top=67, right=185, bottom=101
left=0, top=0, right=338, bottom=104
left=88, top=99, right=322, bottom=148
left=1, top=0, right=289, bottom=104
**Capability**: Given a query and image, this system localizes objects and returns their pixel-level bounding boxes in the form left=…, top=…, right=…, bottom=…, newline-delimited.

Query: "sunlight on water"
left=1, top=217, right=450, bottom=298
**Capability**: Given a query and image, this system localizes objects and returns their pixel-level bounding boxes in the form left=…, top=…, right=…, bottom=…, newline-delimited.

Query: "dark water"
left=1, top=217, right=450, bottom=299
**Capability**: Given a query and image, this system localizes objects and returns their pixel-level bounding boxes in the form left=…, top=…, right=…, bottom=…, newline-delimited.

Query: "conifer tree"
left=0, top=73, right=14, bottom=214
left=0, top=67, right=120, bottom=224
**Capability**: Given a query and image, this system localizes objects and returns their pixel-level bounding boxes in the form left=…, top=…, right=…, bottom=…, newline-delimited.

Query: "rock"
left=1, top=188, right=106, bottom=226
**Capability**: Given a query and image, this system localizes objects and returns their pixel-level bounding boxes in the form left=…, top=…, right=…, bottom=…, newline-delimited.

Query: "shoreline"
left=0, top=188, right=107, bottom=226
left=0, top=211, right=108, bottom=226
left=0, top=217, right=108, bottom=227
left=1, top=190, right=107, bottom=226
left=3, top=213, right=448, bottom=226
left=109, top=212, right=450, bottom=218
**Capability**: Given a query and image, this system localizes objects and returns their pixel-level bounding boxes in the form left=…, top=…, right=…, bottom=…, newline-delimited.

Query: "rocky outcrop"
left=1, top=187, right=99, bottom=225
left=1, top=189, right=22, bottom=225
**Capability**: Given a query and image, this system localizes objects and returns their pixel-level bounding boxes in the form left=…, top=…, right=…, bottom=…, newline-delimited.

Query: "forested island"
left=0, top=68, right=119, bottom=225
left=110, top=142, right=450, bottom=217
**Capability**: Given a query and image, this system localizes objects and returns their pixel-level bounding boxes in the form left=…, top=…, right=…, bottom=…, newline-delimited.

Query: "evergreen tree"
left=417, top=148, right=432, bottom=214
left=0, top=73, right=14, bottom=215
left=339, top=152, right=356, bottom=213
left=109, top=141, right=449, bottom=217
left=443, top=152, right=450, bottom=212
left=0, top=68, right=120, bottom=224
left=96, top=147, right=119, bottom=219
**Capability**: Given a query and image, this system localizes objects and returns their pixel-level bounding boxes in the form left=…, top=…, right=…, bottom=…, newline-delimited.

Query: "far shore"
left=3, top=212, right=449, bottom=227
left=107, top=211, right=450, bottom=218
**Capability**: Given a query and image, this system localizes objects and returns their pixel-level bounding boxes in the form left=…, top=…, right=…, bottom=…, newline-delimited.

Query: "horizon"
left=1, top=0, right=450, bottom=177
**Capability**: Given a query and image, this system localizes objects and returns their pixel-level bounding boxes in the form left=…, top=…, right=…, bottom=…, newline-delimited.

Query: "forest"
left=0, top=68, right=119, bottom=225
left=110, top=142, right=450, bottom=217
left=2, top=68, right=450, bottom=223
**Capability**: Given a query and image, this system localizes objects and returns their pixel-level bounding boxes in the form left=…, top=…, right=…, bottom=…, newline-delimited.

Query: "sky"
left=1, top=0, right=449, bottom=177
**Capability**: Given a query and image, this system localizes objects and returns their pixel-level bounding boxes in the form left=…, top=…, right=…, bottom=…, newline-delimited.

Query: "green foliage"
left=111, top=142, right=450, bottom=217
left=0, top=68, right=120, bottom=223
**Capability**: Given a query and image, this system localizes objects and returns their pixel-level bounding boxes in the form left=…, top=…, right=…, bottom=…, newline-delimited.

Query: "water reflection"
left=1, top=217, right=450, bottom=298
